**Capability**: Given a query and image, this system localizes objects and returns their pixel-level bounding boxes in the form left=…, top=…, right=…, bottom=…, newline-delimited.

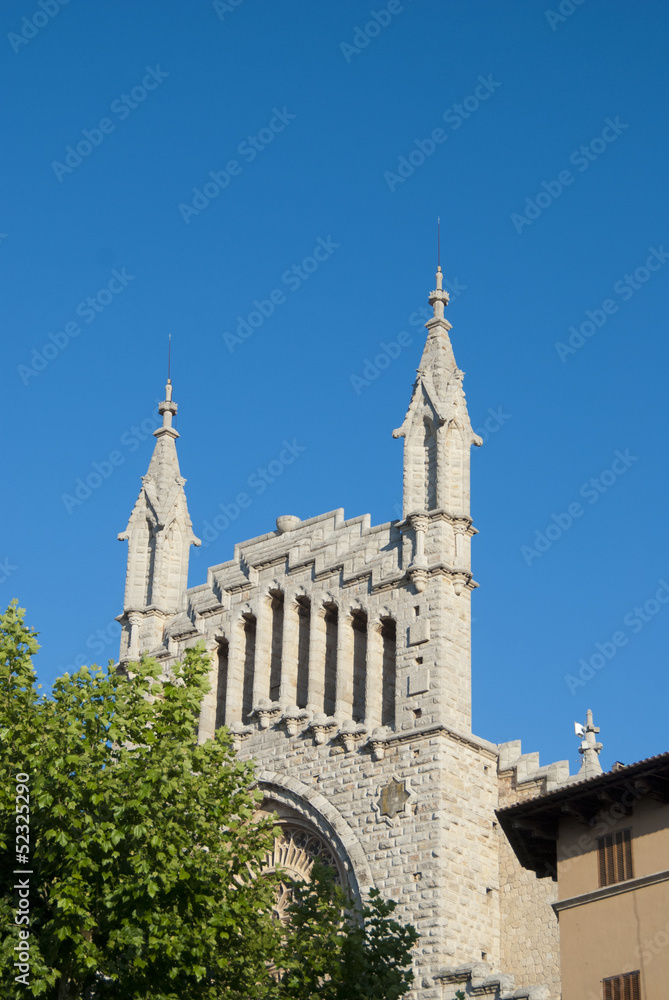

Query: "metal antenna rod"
left=437, top=216, right=441, bottom=268
left=167, top=333, right=171, bottom=382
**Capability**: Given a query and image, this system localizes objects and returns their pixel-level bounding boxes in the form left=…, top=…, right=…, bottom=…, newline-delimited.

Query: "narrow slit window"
left=323, top=604, right=338, bottom=717
left=380, top=617, right=396, bottom=727
left=241, top=614, right=256, bottom=724
left=269, top=591, right=284, bottom=703
left=215, top=639, right=229, bottom=729
left=352, top=610, right=367, bottom=723
left=295, top=597, right=310, bottom=709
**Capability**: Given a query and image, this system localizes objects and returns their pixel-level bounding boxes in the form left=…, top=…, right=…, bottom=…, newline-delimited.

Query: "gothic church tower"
left=394, top=266, right=481, bottom=734
left=115, top=269, right=567, bottom=1000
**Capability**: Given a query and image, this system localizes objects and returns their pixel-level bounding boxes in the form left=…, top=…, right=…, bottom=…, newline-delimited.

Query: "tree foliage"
left=277, top=862, right=418, bottom=1000
left=0, top=602, right=417, bottom=999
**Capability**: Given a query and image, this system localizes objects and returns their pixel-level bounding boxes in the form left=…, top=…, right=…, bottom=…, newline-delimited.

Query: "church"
left=116, top=264, right=589, bottom=999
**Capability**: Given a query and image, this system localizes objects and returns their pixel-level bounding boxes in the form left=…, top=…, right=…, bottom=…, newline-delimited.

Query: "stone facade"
left=117, top=266, right=577, bottom=998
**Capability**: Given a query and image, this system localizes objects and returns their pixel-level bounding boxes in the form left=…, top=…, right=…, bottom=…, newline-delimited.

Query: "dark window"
left=295, top=597, right=310, bottom=709
left=323, top=605, right=338, bottom=717
left=241, top=614, right=256, bottom=724
left=381, top=618, right=396, bottom=727
left=269, top=591, right=284, bottom=703
left=602, top=970, right=640, bottom=1000
left=215, top=639, right=229, bottom=729
left=352, top=610, right=367, bottom=723
left=597, top=828, right=633, bottom=887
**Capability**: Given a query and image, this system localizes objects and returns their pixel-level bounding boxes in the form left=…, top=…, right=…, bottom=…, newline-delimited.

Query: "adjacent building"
left=499, top=740, right=669, bottom=1000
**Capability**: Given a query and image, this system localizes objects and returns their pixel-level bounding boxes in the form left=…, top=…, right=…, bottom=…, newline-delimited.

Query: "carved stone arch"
left=291, top=583, right=310, bottom=602
left=347, top=596, right=367, bottom=616
left=256, top=770, right=374, bottom=905
left=374, top=604, right=394, bottom=627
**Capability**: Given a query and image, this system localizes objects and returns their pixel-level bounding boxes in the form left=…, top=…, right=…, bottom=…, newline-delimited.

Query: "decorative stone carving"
left=379, top=777, right=411, bottom=819
left=408, top=512, right=429, bottom=593
left=263, top=824, right=342, bottom=922
left=228, top=721, right=254, bottom=750
left=337, top=720, right=367, bottom=753
left=276, top=515, right=301, bottom=533
left=281, top=704, right=310, bottom=736
left=307, top=713, right=338, bottom=745
left=252, top=697, right=282, bottom=729
left=368, top=725, right=391, bottom=760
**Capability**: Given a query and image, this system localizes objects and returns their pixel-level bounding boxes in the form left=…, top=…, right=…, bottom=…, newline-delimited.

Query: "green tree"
left=278, top=862, right=418, bottom=999
left=0, top=602, right=417, bottom=999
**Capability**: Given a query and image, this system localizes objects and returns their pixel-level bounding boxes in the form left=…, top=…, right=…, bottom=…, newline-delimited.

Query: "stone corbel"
left=307, top=713, right=338, bottom=745
left=281, top=704, right=310, bottom=736
left=337, top=720, right=368, bottom=753
left=251, top=697, right=282, bottom=730
left=451, top=572, right=469, bottom=596
left=368, top=725, right=391, bottom=760
left=229, top=721, right=254, bottom=750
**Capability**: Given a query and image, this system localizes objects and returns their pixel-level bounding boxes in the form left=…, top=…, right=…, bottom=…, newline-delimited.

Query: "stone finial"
left=155, top=378, right=179, bottom=440
left=576, top=709, right=603, bottom=778
left=276, top=515, right=301, bottom=534
left=428, top=265, right=450, bottom=321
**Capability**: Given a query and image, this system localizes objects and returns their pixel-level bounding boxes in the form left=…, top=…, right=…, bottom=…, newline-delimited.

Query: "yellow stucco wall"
left=556, top=798, right=669, bottom=1000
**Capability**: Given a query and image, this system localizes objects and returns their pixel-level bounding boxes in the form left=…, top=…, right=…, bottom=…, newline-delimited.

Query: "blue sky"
left=3, top=0, right=668, bottom=772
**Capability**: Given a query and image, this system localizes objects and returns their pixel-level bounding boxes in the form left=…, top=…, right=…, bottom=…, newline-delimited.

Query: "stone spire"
left=391, top=263, right=481, bottom=734
left=117, top=381, right=200, bottom=659
left=393, top=265, right=481, bottom=524
left=577, top=709, right=603, bottom=778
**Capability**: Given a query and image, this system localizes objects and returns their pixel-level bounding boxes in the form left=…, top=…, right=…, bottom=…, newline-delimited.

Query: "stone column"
left=127, top=612, right=142, bottom=660
left=224, top=619, right=245, bottom=726
left=307, top=599, right=326, bottom=715
left=335, top=610, right=354, bottom=721
left=198, top=652, right=217, bottom=743
left=279, top=595, right=299, bottom=707
left=408, top=513, right=429, bottom=593
left=365, top=618, right=384, bottom=732
left=252, top=594, right=272, bottom=708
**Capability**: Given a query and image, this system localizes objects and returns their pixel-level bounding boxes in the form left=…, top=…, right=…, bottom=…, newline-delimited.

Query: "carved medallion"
left=379, top=777, right=410, bottom=819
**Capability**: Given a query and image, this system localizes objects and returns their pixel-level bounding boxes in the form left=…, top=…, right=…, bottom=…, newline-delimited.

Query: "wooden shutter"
left=603, top=971, right=640, bottom=1000
left=598, top=828, right=633, bottom=886
left=621, top=827, right=633, bottom=880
